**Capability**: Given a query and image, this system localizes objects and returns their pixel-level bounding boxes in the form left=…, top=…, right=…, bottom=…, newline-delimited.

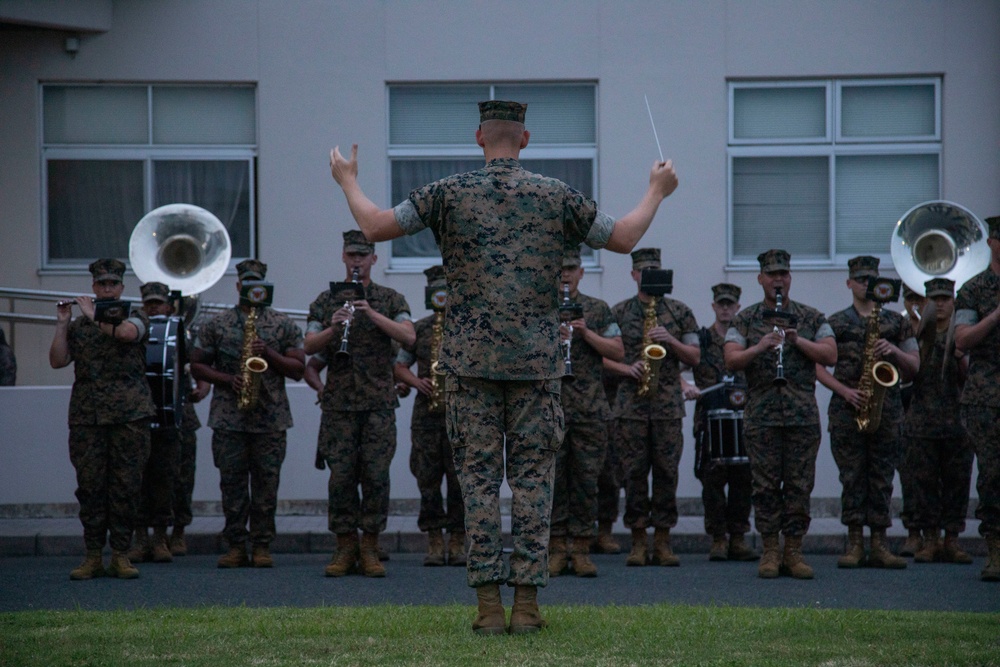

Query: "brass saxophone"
left=237, top=307, right=268, bottom=411
left=854, top=303, right=900, bottom=433
left=427, top=308, right=446, bottom=414
left=636, top=297, right=667, bottom=398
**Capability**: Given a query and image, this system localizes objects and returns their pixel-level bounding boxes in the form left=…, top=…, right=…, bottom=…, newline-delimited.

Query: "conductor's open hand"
left=329, top=145, right=358, bottom=187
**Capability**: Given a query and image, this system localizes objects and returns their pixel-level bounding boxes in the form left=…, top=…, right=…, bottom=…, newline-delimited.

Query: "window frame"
left=38, top=82, right=258, bottom=274
left=726, top=77, right=941, bottom=270
left=385, top=82, right=600, bottom=273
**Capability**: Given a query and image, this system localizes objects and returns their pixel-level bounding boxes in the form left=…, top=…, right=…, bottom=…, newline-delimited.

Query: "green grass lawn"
left=2, top=604, right=997, bottom=666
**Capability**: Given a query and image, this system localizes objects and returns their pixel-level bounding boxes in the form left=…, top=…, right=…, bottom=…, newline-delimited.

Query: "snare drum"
left=706, top=408, right=748, bottom=465
left=146, top=316, right=185, bottom=429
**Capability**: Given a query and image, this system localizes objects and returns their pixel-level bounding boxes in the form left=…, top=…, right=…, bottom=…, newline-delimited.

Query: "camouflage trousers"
left=694, top=430, right=752, bottom=537
left=961, top=406, right=1000, bottom=537
left=618, top=418, right=683, bottom=530
left=829, top=418, right=901, bottom=529
left=551, top=419, right=609, bottom=538
left=171, top=426, right=198, bottom=528
left=446, top=376, right=563, bottom=588
left=901, top=433, right=973, bottom=533
left=69, top=419, right=151, bottom=552
left=596, top=420, right=623, bottom=524
left=136, top=427, right=180, bottom=528
left=744, top=422, right=820, bottom=537
left=319, top=409, right=397, bottom=535
left=211, top=429, right=287, bottom=547
left=898, top=436, right=919, bottom=531
left=410, top=421, right=464, bottom=533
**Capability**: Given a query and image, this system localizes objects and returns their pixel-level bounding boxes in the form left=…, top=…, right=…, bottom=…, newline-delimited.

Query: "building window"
left=728, top=78, right=940, bottom=267
left=41, top=84, right=256, bottom=270
left=387, top=83, right=598, bottom=269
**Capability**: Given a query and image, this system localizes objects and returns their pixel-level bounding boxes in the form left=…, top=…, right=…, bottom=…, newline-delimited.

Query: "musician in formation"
left=548, top=247, right=623, bottom=578
left=190, top=259, right=305, bottom=569
left=953, top=214, right=1000, bottom=582
left=329, top=99, right=678, bottom=634
left=593, top=370, right=625, bottom=555
left=303, top=231, right=415, bottom=578
left=682, top=283, right=756, bottom=562
left=897, top=283, right=928, bottom=556
left=393, top=265, right=465, bottom=567
left=171, top=360, right=210, bottom=557
left=49, top=259, right=156, bottom=580
left=604, top=248, right=700, bottom=568
left=816, top=256, right=918, bottom=570
left=902, top=278, right=974, bottom=565
left=724, top=249, right=836, bottom=579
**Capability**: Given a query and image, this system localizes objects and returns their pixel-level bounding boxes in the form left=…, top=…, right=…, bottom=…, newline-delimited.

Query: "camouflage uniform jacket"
left=955, top=268, right=1000, bottom=408
left=308, top=281, right=410, bottom=412
left=396, top=313, right=444, bottom=423
left=612, top=295, right=699, bottom=421
left=195, top=306, right=303, bottom=432
left=691, top=325, right=746, bottom=432
left=66, top=312, right=156, bottom=426
left=726, top=300, right=833, bottom=427
left=561, top=291, right=619, bottom=424
left=826, top=305, right=914, bottom=429
left=903, top=329, right=964, bottom=438
left=394, top=157, right=615, bottom=380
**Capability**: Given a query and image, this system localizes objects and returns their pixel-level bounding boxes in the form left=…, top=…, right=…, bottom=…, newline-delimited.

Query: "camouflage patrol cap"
left=924, top=278, right=955, bottom=298
left=236, top=258, right=267, bottom=281
left=479, top=100, right=527, bottom=124
left=757, top=249, right=791, bottom=273
left=712, top=283, right=742, bottom=304
left=848, top=255, right=880, bottom=280
left=631, top=248, right=661, bottom=270
left=343, top=230, right=374, bottom=255
left=140, top=282, right=170, bottom=303
left=562, top=246, right=582, bottom=269
left=986, top=216, right=1000, bottom=240
left=88, top=258, right=125, bottom=283
left=423, top=264, right=446, bottom=287
left=902, top=283, right=922, bottom=301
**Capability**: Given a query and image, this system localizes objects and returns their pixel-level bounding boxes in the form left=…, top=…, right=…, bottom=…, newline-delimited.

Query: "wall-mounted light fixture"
left=64, top=36, right=80, bottom=57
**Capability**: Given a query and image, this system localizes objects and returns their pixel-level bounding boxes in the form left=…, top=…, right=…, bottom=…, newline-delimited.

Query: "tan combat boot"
left=324, top=532, right=359, bottom=577
left=868, top=529, right=907, bottom=569
left=69, top=550, right=105, bottom=580
left=548, top=535, right=569, bottom=576
left=982, top=534, right=1000, bottom=582
left=709, top=535, right=728, bottom=561
left=217, top=543, right=249, bottom=568
left=108, top=550, right=140, bottom=579
left=151, top=527, right=174, bottom=563
left=447, top=531, right=467, bottom=566
left=625, top=528, right=648, bottom=566
left=424, top=529, right=445, bottom=567
left=251, top=544, right=274, bottom=568
left=780, top=535, right=814, bottom=579
left=651, top=528, right=680, bottom=566
left=940, top=531, right=973, bottom=564
left=758, top=533, right=781, bottom=578
left=899, top=528, right=922, bottom=557
left=509, top=584, right=547, bottom=634
left=594, top=520, right=621, bottom=554
left=837, top=525, right=865, bottom=569
left=914, top=528, right=942, bottom=563
left=169, top=525, right=187, bottom=557
left=728, top=533, right=759, bottom=561
left=471, top=583, right=506, bottom=635
left=126, top=528, right=151, bottom=563
left=359, top=532, right=386, bottom=577
left=570, top=536, right=598, bottom=577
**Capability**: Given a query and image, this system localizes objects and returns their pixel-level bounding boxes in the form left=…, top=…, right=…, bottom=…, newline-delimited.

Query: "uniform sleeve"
left=193, top=318, right=219, bottom=362
left=395, top=347, right=416, bottom=366
left=395, top=197, right=428, bottom=236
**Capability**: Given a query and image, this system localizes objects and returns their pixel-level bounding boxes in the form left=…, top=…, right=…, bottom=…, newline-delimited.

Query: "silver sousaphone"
left=129, top=203, right=232, bottom=428
left=890, top=200, right=990, bottom=296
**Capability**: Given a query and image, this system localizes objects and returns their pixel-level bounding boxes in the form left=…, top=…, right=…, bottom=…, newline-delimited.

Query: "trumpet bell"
left=129, top=203, right=232, bottom=296
left=890, top=200, right=989, bottom=296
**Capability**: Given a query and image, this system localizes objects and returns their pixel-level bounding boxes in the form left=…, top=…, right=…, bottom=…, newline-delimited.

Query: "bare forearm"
left=582, top=332, right=624, bottom=362
left=604, top=189, right=663, bottom=253
left=49, top=325, right=70, bottom=369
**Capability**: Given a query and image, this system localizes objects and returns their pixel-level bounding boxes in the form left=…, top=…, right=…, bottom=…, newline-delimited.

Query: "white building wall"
left=2, top=0, right=996, bottom=508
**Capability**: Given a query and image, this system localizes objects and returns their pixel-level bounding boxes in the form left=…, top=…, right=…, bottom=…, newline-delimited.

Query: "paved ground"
left=1, top=515, right=996, bottom=615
